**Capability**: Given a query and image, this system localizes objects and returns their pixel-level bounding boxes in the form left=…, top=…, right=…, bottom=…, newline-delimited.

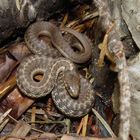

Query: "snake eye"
left=63, top=71, right=80, bottom=98
left=64, top=82, right=78, bottom=99
left=64, top=83, right=71, bottom=94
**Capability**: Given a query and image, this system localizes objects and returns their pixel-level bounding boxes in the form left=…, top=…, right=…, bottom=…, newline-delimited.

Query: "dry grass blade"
left=66, top=11, right=99, bottom=28
left=97, top=33, right=108, bottom=67
left=98, top=23, right=115, bottom=67
left=73, top=24, right=87, bottom=32
left=92, top=108, right=116, bottom=138
left=0, top=47, right=8, bottom=55
left=0, top=109, right=12, bottom=124
left=60, top=13, right=69, bottom=28
left=77, top=118, right=84, bottom=134
left=81, top=114, right=89, bottom=136
left=76, top=115, right=89, bottom=136
left=0, top=109, right=12, bottom=132
left=65, top=119, right=71, bottom=134
left=28, top=119, right=66, bottom=125
left=0, top=118, right=9, bottom=132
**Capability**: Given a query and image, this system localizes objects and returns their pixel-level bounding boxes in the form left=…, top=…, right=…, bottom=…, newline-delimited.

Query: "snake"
left=16, top=55, right=79, bottom=98
left=16, top=21, right=95, bottom=117
left=24, top=21, right=92, bottom=64
left=52, top=72, right=95, bottom=117
left=16, top=55, right=95, bottom=117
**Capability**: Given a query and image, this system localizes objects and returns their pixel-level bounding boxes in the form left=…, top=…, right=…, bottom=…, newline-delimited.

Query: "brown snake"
left=52, top=72, right=95, bottom=117
left=16, top=55, right=79, bottom=98
left=24, top=21, right=92, bottom=63
left=16, top=55, right=95, bottom=117
left=16, top=21, right=95, bottom=117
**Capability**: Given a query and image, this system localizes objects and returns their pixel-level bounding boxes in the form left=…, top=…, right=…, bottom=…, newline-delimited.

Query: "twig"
left=28, top=120, right=65, bottom=124
left=92, top=108, right=116, bottom=138
left=31, top=127, right=45, bottom=133
left=8, top=114, right=45, bottom=134
left=8, top=114, right=18, bottom=123
left=117, top=45, right=130, bottom=140
left=47, top=116, right=64, bottom=132
left=31, top=106, right=36, bottom=127
left=65, top=119, right=71, bottom=134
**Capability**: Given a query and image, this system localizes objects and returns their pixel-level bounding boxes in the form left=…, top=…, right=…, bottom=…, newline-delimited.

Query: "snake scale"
left=16, top=21, right=95, bottom=117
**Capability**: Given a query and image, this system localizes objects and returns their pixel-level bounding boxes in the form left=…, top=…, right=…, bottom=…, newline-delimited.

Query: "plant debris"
left=0, top=1, right=139, bottom=140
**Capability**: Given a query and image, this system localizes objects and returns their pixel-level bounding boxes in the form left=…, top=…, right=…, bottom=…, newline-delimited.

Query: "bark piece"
left=10, top=121, right=31, bottom=138
left=0, top=88, right=34, bottom=119
left=0, top=0, right=66, bottom=45
left=61, top=135, right=117, bottom=140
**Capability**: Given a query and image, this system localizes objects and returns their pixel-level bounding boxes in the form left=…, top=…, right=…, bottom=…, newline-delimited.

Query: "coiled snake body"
left=24, top=21, right=92, bottom=63
left=17, top=55, right=78, bottom=98
left=16, top=21, right=95, bottom=117
left=52, top=72, right=95, bottom=117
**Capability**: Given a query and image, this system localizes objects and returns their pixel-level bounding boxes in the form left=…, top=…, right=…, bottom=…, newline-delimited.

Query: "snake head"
left=63, top=70, right=80, bottom=98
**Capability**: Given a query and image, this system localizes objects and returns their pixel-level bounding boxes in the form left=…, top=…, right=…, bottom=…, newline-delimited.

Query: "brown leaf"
left=0, top=54, right=17, bottom=83
left=8, top=42, right=31, bottom=62
left=0, top=88, right=34, bottom=119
